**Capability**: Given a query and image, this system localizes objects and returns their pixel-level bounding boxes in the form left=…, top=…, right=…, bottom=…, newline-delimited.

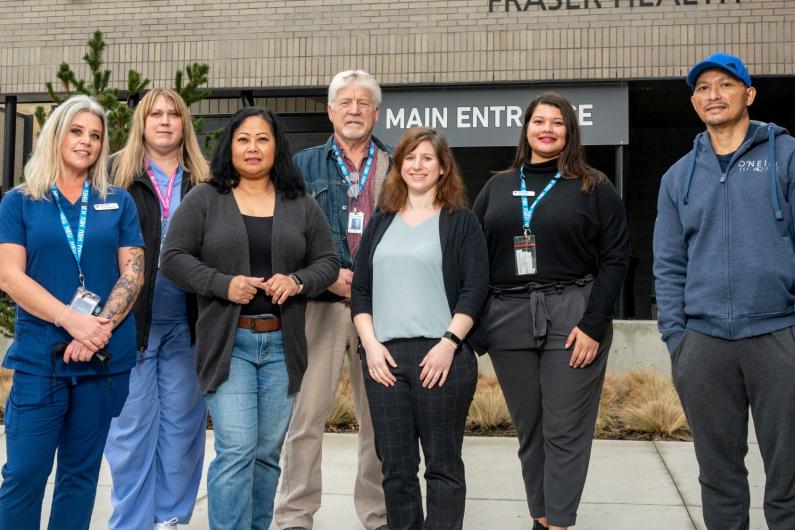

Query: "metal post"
left=614, top=143, right=625, bottom=199
left=2, top=95, right=17, bottom=193
left=615, top=144, right=626, bottom=319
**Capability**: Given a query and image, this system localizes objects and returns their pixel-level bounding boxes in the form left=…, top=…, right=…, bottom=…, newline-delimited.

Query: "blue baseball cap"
left=686, top=52, right=752, bottom=89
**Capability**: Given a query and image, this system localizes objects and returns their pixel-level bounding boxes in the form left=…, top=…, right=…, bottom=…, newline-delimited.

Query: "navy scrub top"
left=0, top=185, right=144, bottom=377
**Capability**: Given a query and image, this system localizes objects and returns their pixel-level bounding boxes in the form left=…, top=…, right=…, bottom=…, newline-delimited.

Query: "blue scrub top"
left=0, top=185, right=145, bottom=376
left=148, top=160, right=188, bottom=323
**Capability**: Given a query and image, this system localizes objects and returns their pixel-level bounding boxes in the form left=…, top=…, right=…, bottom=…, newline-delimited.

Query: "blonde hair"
left=22, top=95, right=110, bottom=200
left=112, top=88, right=209, bottom=189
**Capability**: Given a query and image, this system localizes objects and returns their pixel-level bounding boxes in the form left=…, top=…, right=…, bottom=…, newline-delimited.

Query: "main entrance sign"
left=373, top=84, right=629, bottom=147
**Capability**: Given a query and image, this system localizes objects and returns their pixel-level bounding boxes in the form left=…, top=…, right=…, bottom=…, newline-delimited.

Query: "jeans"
left=205, top=326, right=294, bottom=530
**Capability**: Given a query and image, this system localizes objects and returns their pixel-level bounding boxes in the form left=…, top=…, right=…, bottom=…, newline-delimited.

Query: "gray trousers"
left=672, top=326, right=795, bottom=530
left=487, top=282, right=610, bottom=528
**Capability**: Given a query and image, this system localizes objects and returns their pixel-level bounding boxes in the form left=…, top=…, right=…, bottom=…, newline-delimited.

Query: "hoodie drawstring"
left=768, top=124, right=783, bottom=221
left=682, top=132, right=703, bottom=205
left=684, top=126, right=782, bottom=223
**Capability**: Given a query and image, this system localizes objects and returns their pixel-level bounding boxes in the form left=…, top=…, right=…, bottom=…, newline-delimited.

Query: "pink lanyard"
left=145, top=160, right=179, bottom=219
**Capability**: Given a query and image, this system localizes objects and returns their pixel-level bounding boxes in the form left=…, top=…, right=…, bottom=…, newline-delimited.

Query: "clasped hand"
left=60, top=310, right=112, bottom=363
left=228, top=274, right=300, bottom=306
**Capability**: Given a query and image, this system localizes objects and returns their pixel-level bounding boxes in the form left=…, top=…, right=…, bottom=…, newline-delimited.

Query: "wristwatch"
left=442, top=330, right=462, bottom=347
left=290, top=273, right=304, bottom=294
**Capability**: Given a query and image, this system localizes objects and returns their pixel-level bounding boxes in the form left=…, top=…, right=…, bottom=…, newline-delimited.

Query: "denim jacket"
left=293, top=134, right=393, bottom=270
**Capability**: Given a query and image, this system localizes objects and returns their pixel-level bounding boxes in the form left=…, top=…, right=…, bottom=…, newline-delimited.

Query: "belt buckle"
left=249, top=318, right=257, bottom=332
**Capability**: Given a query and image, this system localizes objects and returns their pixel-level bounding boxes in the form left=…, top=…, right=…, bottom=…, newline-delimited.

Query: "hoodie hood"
left=683, top=121, right=789, bottom=222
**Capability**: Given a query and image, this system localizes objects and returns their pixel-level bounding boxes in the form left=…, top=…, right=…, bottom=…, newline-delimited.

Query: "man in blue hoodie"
left=654, top=52, right=795, bottom=530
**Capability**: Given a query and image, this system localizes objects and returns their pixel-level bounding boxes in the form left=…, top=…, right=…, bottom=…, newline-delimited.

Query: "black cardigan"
left=126, top=169, right=199, bottom=352
left=350, top=207, right=489, bottom=340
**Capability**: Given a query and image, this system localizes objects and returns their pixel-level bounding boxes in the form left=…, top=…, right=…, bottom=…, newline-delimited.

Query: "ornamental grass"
left=0, top=366, right=691, bottom=441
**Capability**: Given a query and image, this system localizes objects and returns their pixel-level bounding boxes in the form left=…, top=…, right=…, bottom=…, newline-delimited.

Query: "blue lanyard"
left=519, top=165, right=560, bottom=235
left=331, top=139, right=375, bottom=199
left=51, top=179, right=90, bottom=286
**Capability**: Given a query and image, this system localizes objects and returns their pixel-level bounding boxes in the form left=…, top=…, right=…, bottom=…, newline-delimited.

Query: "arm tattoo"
left=100, top=247, right=145, bottom=327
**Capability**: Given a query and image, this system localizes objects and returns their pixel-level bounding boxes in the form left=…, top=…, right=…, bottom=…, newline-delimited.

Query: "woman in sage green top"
left=351, top=127, right=489, bottom=530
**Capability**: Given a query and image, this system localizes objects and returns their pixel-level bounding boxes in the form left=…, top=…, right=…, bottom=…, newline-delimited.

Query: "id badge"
left=69, top=286, right=102, bottom=316
left=348, top=210, right=364, bottom=234
left=513, top=234, right=537, bottom=276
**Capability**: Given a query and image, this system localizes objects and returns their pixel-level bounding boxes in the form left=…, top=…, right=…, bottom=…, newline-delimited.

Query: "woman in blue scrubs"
left=105, top=88, right=210, bottom=530
left=0, top=94, right=145, bottom=530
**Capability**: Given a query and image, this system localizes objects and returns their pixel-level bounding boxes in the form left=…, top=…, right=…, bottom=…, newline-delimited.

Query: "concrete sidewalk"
left=0, top=429, right=767, bottom=530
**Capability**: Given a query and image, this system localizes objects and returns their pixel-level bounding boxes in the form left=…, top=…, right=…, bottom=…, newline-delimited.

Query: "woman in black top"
left=160, top=108, right=338, bottom=530
left=473, top=93, right=628, bottom=530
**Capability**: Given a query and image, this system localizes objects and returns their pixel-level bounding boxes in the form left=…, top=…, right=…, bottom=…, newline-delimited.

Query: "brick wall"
left=0, top=0, right=791, bottom=93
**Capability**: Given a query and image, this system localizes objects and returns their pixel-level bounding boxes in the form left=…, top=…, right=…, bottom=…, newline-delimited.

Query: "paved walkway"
left=0, top=429, right=767, bottom=529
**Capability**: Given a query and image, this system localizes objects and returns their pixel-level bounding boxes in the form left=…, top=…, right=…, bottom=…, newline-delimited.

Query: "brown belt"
left=238, top=315, right=282, bottom=333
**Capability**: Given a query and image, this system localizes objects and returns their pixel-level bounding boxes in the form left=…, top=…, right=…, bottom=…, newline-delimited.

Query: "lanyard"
left=145, top=160, right=179, bottom=219
left=51, top=179, right=90, bottom=286
left=519, top=165, right=560, bottom=235
left=331, top=139, right=375, bottom=199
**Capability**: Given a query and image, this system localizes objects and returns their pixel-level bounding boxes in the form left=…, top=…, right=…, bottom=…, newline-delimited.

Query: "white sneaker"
left=154, top=518, right=179, bottom=530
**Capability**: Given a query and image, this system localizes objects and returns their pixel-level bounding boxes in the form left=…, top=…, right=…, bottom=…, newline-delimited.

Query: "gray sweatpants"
left=672, top=326, right=795, bottom=530
left=487, top=282, right=610, bottom=528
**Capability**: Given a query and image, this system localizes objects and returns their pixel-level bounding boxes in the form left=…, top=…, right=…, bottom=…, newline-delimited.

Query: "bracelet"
left=442, top=330, right=462, bottom=347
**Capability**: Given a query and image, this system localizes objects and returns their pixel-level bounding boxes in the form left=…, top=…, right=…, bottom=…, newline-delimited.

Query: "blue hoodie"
left=653, top=121, right=795, bottom=353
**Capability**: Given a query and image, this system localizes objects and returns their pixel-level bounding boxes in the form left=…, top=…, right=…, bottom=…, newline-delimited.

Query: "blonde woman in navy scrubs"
left=0, top=95, right=144, bottom=529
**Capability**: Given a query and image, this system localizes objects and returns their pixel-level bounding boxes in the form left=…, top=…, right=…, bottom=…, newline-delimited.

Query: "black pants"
left=672, top=326, right=795, bottom=530
left=362, top=338, right=477, bottom=530
left=486, top=282, right=610, bottom=528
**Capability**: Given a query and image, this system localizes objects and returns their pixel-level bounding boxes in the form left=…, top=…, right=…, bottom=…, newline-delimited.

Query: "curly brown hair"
left=379, top=127, right=468, bottom=213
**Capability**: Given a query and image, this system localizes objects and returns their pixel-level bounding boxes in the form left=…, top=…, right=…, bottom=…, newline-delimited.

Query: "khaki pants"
left=275, top=301, right=386, bottom=529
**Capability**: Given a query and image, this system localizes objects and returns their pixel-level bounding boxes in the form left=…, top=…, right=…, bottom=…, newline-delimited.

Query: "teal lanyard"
left=331, top=140, right=375, bottom=199
left=51, top=179, right=90, bottom=287
left=519, top=165, right=560, bottom=236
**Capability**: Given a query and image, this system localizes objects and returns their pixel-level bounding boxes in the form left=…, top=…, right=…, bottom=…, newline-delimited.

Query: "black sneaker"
left=532, top=521, right=549, bottom=530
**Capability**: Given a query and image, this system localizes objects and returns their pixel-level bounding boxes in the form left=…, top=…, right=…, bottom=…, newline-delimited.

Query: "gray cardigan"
left=160, top=183, right=340, bottom=395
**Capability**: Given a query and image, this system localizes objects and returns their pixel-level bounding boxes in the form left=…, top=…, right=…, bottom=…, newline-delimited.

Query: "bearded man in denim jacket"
left=275, top=70, right=392, bottom=530
left=654, top=52, right=795, bottom=530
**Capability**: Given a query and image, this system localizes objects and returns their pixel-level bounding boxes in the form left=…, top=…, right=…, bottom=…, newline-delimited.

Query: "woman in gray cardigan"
left=160, top=107, right=339, bottom=530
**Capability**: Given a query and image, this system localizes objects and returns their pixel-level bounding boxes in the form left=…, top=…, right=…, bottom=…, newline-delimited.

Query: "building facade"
left=1, top=0, right=793, bottom=317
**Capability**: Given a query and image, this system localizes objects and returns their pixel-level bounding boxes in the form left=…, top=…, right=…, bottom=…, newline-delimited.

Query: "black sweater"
left=472, top=160, right=628, bottom=342
left=351, top=207, right=489, bottom=337
left=126, top=170, right=198, bottom=351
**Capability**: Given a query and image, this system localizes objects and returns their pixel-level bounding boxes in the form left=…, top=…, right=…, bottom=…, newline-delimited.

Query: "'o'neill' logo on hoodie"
left=736, top=159, right=777, bottom=173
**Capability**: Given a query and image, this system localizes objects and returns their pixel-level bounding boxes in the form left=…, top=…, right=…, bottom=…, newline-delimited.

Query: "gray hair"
left=22, top=94, right=110, bottom=200
left=327, top=70, right=382, bottom=108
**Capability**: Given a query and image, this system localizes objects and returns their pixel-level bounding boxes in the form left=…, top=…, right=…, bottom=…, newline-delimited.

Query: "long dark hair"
left=379, top=127, right=467, bottom=213
left=210, top=107, right=305, bottom=198
left=511, top=92, right=606, bottom=193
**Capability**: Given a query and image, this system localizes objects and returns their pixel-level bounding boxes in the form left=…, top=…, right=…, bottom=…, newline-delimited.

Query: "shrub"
left=321, top=369, right=691, bottom=441
left=466, top=374, right=513, bottom=433
left=0, top=368, right=11, bottom=421
left=325, top=376, right=357, bottom=431
left=617, top=370, right=690, bottom=440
